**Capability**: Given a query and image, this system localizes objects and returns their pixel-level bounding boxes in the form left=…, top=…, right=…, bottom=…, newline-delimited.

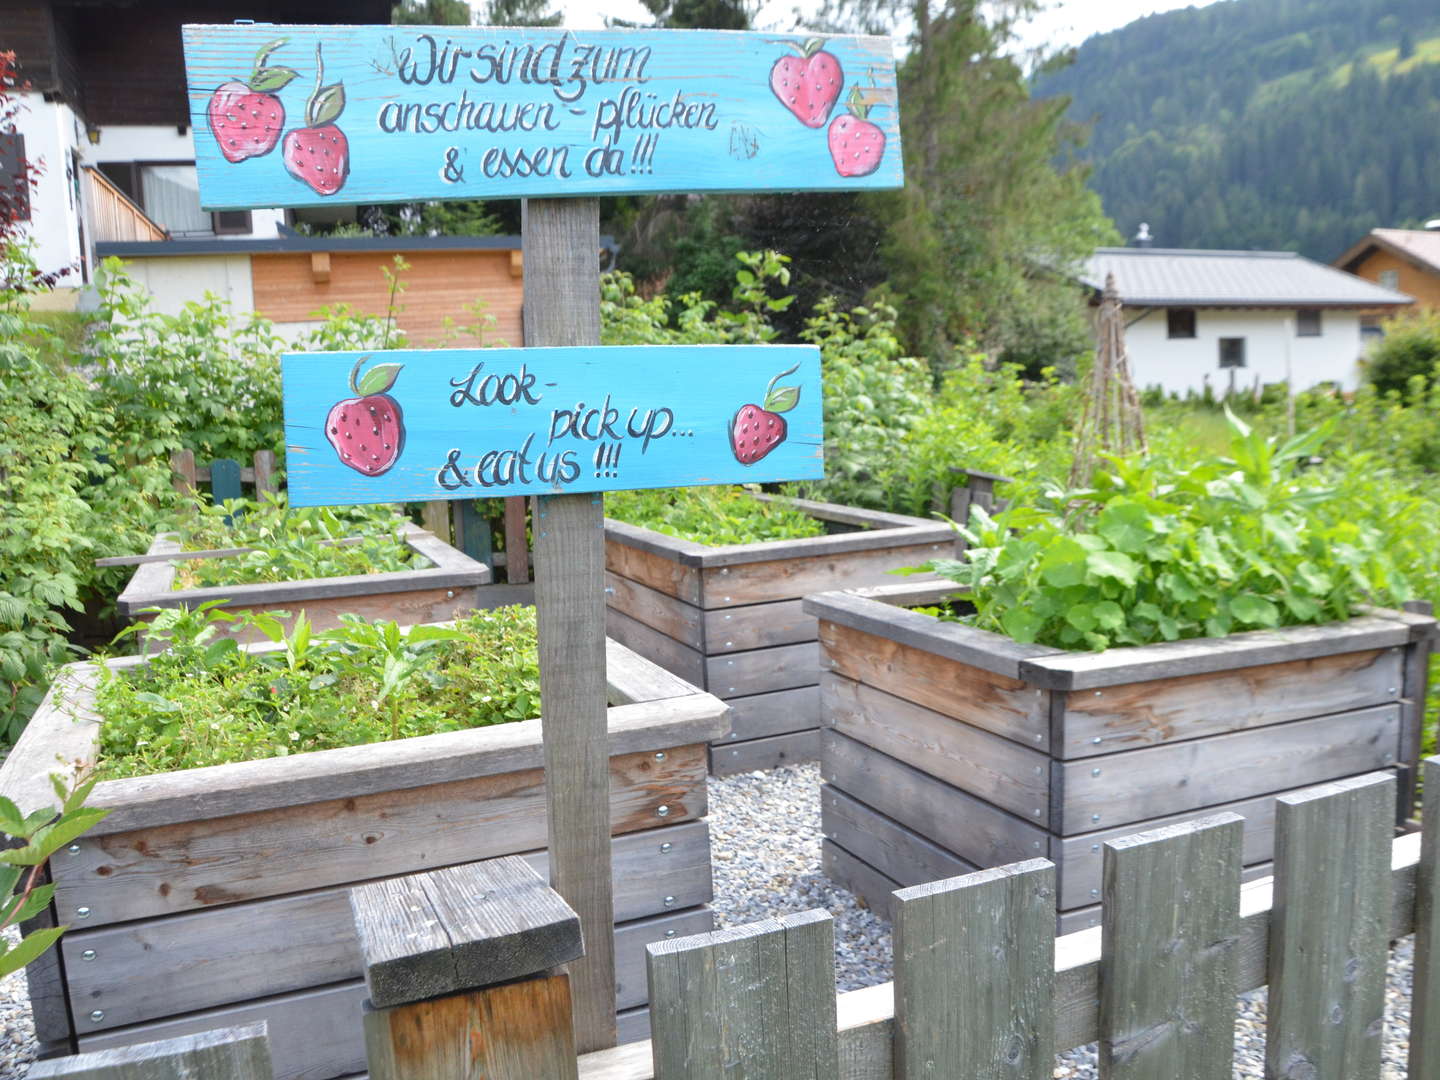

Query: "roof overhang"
left=1334, top=232, right=1440, bottom=277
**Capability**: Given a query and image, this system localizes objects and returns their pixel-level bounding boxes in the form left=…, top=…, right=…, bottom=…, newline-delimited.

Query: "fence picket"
left=28, top=1023, right=272, bottom=1079
left=1411, top=757, right=1440, bottom=1079
left=211, top=458, right=243, bottom=510
left=1099, top=812, right=1242, bottom=1079
left=894, top=859, right=1054, bottom=1080
left=646, top=910, right=839, bottom=1080
left=1267, top=771, right=1394, bottom=1080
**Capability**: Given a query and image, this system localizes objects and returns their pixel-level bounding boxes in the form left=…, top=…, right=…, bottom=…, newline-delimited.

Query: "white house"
left=1079, top=247, right=1414, bottom=397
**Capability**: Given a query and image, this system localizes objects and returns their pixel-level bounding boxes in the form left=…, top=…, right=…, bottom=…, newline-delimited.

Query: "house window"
left=1379, top=269, right=1400, bottom=290
left=1167, top=308, right=1197, bottom=339
left=1296, top=309, right=1322, bottom=337
left=212, top=210, right=253, bottom=235
left=1219, top=338, right=1246, bottom=369
left=0, top=131, right=30, bottom=222
left=97, top=161, right=251, bottom=238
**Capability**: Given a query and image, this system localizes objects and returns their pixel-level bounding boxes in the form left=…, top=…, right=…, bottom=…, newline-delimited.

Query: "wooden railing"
left=82, top=166, right=166, bottom=244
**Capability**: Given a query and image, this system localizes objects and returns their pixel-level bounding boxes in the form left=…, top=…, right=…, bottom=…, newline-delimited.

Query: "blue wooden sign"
left=181, top=24, right=902, bottom=208
left=282, top=345, right=823, bottom=506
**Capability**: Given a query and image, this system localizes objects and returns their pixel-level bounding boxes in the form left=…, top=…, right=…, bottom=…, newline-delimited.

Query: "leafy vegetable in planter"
left=605, top=486, right=827, bottom=546
left=920, top=411, right=1411, bottom=651
left=172, top=495, right=423, bottom=589
left=95, top=604, right=541, bottom=778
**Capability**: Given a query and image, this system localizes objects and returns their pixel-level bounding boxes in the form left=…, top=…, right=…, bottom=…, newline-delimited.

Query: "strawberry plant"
left=918, top=410, right=1411, bottom=651
left=95, top=606, right=542, bottom=778
left=606, top=486, right=826, bottom=547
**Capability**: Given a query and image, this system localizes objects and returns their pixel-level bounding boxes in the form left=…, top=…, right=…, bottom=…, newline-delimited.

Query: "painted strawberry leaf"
left=250, top=67, right=298, bottom=93
left=357, top=363, right=403, bottom=396
left=252, top=38, right=289, bottom=70
left=846, top=85, right=871, bottom=120
left=310, top=83, right=346, bottom=127
left=803, top=37, right=827, bottom=56
left=763, top=385, right=801, bottom=413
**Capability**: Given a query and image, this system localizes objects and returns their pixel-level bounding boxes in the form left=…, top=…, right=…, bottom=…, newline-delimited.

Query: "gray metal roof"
left=1081, top=247, right=1414, bottom=308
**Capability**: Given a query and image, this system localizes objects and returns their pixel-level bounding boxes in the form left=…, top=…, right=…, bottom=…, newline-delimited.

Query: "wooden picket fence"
left=34, top=761, right=1440, bottom=1079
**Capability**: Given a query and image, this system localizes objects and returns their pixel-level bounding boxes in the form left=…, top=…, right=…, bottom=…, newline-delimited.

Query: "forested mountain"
left=1034, top=0, right=1440, bottom=261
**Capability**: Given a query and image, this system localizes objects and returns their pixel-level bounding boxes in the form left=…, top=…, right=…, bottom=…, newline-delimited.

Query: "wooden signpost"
left=183, top=19, right=900, bottom=1056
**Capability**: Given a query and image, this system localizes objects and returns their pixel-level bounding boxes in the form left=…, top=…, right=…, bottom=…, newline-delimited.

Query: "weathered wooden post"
left=350, top=856, right=583, bottom=1079
left=182, top=20, right=902, bottom=1055
left=27, top=1023, right=273, bottom=1080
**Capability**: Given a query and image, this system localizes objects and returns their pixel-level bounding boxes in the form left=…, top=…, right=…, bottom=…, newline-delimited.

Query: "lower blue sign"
left=282, top=345, right=824, bottom=506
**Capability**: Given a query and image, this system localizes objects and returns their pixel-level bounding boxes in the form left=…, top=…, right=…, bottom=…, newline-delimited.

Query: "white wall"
left=120, top=254, right=255, bottom=317
left=1124, top=307, right=1365, bottom=397
left=11, top=94, right=87, bottom=288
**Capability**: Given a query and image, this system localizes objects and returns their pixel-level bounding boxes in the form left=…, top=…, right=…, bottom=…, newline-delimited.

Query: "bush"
left=1365, top=310, right=1440, bottom=397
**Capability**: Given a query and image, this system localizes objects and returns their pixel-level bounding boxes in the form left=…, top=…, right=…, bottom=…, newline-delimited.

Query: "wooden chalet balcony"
left=84, top=166, right=166, bottom=243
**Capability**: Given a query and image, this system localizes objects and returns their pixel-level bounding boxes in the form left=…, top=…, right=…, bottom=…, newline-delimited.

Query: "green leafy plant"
left=95, top=605, right=542, bottom=777
left=0, top=772, right=109, bottom=979
left=919, top=410, right=1410, bottom=651
left=606, top=487, right=827, bottom=546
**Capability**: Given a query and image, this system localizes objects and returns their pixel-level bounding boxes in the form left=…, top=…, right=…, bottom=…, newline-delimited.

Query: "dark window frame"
left=1219, top=337, right=1247, bottom=369
left=95, top=158, right=251, bottom=236
left=1296, top=309, right=1323, bottom=337
left=0, top=131, right=32, bottom=223
left=1167, top=307, right=1197, bottom=339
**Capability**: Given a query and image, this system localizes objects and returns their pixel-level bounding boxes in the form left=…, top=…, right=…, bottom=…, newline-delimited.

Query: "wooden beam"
left=28, top=1023, right=273, bottom=1079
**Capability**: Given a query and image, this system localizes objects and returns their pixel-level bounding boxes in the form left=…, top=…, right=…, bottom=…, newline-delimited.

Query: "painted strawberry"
left=730, top=363, right=802, bottom=466
left=207, top=39, right=297, bottom=163
left=283, top=45, right=349, bottom=196
left=770, top=38, right=844, bottom=129
left=325, top=357, right=405, bottom=477
left=827, top=86, right=886, bottom=178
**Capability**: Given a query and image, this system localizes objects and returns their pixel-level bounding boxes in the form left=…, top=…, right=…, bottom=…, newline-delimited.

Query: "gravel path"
left=707, top=761, right=1415, bottom=1079
left=0, top=762, right=1417, bottom=1077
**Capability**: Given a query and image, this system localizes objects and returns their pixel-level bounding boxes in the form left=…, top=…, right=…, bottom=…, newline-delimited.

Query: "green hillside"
left=1034, top=0, right=1440, bottom=260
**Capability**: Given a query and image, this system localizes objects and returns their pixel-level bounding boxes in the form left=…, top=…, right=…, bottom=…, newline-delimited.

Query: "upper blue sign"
left=181, top=24, right=903, bottom=208
left=282, top=345, right=823, bottom=506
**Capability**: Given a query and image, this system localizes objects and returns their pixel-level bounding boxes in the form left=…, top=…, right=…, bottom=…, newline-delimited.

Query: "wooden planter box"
left=117, top=522, right=507, bottom=641
left=603, top=496, right=954, bottom=776
left=2, top=639, right=727, bottom=1079
left=806, top=581, right=1437, bottom=933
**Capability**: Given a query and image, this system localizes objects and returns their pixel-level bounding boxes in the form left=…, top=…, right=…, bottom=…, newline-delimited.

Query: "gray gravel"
left=0, top=929, right=36, bottom=1080
left=707, top=761, right=1416, bottom=1078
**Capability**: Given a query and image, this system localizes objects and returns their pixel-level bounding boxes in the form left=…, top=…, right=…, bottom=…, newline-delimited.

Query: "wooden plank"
left=171, top=449, right=197, bottom=498
left=577, top=831, right=1431, bottom=1080
left=706, top=641, right=818, bottom=698
left=1411, top=756, right=1440, bottom=1080
left=614, top=907, right=716, bottom=1013
left=822, top=730, right=1049, bottom=868
left=71, top=689, right=723, bottom=836
left=821, top=838, right=901, bottom=920
left=526, top=195, right=614, bottom=1056
left=252, top=450, right=276, bottom=498
left=605, top=607, right=707, bottom=688
left=718, top=685, right=820, bottom=744
left=212, top=458, right=243, bottom=507
left=703, top=598, right=814, bottom=653
left=1399, top=635, right=1433, bottom=820
left=364, top=974, right=578, bottom=1080
left=615, top=1007, right=651, bottom=1048
left=53, top=745, right=707, bottom=926
left=821, top=786, right=977, bottom=895
left=1055, top=704, right=1401, bottom=834
left=821, top=622, right=1049, bottom=750
left=66, top=829, right=710, bottom=1035
left=749, top=493, right=939, bottom=532
left=709, top=730, right=819, bottom=776
left=351, top=856, right=582, bottom=1009
left=605, top=572, right=704, bottom=652
left=1020, top=614, right=1417, bottom=691
left=1099, top=813, right=1242, bottom=1079
left=822, top=673, right=1049, bottom=821
left=646, top=911, right=837, bottom=1080
left=198, top=586, right=483, bottom=642
left=504, top=497, right=530, bottom=584
left=894, top=860, right=1054, bottom=1080
left=806, top=589, right=1063, bottom=680
left=1267, top=772, right=1394, bottom=1080
left=30, top=1023, right=274, bottom=1080
left=1051, top=778, right=1387, bottom=912
left=1059, top=646, right=1404, bottom=758
left=702, top=538, right=952, bottom=608
left=604, top=536, right=703, bottom=606
left=420, top=502, right=450, bottom=543
left=0, top=664, right=102, bottom=817
left=22, top=866, right=74, bottom=1048
left=696, top=525, right=953, bottom=573
left=604, top=639, right=708, bottom=705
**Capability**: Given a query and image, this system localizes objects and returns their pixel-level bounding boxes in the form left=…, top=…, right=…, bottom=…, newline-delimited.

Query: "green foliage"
left=1365, top=310, right=1440, bottom=397
left=600, top=250, right=791, bottom=346
left=924, top=412, right=1410, bottom=651
left=0, top=772, right=109, bottom=980
left=97, top=606, right=541, bottom=777
left=1035, top=0, right=1440, bottom=257
left=606, top=487, right=827, bottom=546
left=171, top=497, right=422, bottom=589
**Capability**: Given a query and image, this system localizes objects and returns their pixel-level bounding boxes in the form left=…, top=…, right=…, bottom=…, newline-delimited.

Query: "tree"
left=480, top=0, right=563, bottom=27
left=392, top=0, right=473, bottom=23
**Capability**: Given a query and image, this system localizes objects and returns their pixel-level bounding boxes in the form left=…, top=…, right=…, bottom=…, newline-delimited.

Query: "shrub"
left=606, top=487, right=826, bottom=546
left=1365, top=310, right=1440, bottom=397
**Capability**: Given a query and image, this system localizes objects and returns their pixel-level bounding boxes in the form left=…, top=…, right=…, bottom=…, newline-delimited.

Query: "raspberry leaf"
left=250, top=66, right=298, bottom=93
left=357, top=362, right=404, bottom=396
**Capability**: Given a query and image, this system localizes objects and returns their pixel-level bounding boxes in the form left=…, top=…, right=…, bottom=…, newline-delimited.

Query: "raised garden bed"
left=603, top=495, right=954, bottom=775
left=806, top=580, right=1437, bottom=933
left=118, top=522, right=497, bottom=641
left=1, top=636, right=726, bottom=1078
